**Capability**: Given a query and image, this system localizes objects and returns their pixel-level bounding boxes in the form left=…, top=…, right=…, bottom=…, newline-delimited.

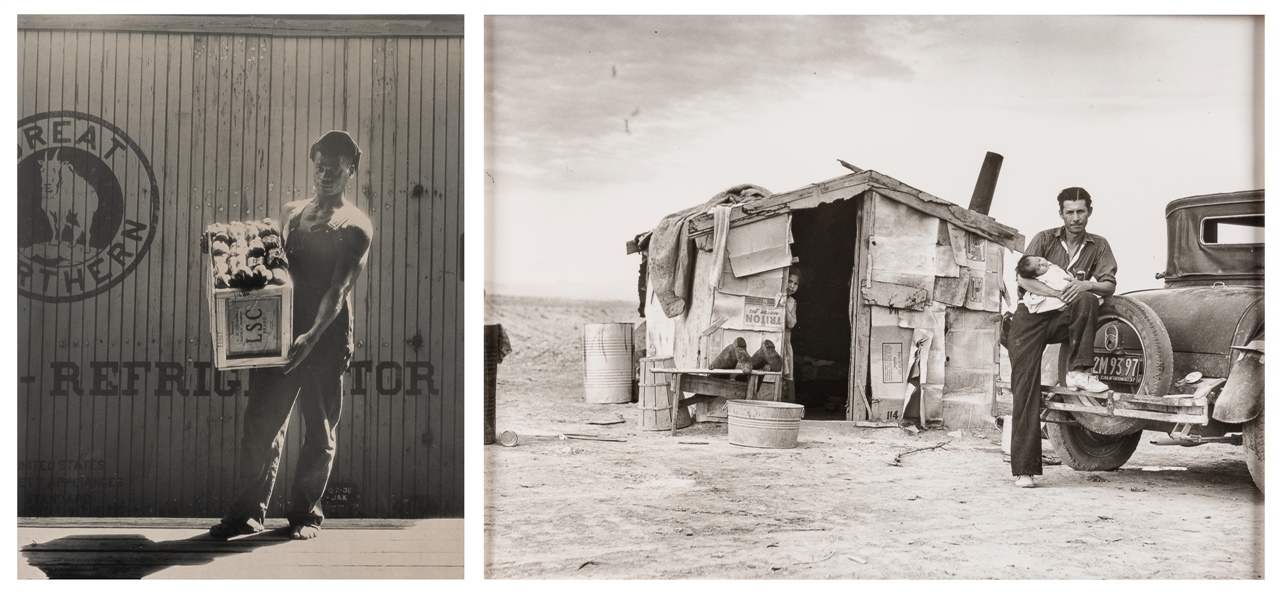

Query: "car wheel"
left=1045, top=410, right=1144, bottom=471
left=1243, top=409, right=1264, bottom=493
left=1056, top=295, right=1174, bottom=436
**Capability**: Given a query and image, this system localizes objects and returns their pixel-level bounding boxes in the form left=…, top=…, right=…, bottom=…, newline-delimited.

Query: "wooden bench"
left=648, top=368, right=786, bottom=434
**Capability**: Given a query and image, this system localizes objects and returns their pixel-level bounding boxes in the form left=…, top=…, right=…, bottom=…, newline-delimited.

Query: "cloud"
left=487, top=16, right=917, bottom=188
left=486, top=16, right=1257, bottom=300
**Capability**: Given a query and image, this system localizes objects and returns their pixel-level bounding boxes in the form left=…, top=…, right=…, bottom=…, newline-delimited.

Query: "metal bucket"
left=727, top=399, right=804, bottom=449
left=638, top=356, right=691, bottom=430
left=583, top=323, right=634, bottom=404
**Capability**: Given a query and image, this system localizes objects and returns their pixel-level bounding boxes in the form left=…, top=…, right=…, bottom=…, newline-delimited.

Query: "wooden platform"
left=650, top=368, right=786, bottom=433
left=16, top=518, right=462, bottom=579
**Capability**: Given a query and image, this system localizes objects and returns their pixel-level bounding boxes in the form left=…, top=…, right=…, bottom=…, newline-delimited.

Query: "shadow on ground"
left=21, top=529, right=293, bottom=579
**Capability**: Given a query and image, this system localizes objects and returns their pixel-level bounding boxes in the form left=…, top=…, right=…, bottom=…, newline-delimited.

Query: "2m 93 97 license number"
left=1094, top=354, right=1142, bottom=385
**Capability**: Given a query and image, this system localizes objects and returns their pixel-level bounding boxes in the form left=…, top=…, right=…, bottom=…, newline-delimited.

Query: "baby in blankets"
left=1015, top=255, right=1076, bottom=313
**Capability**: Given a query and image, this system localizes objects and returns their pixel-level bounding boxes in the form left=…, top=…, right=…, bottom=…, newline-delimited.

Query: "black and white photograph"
left=483, top=15, right=1264, bottom=578
left=14, top=14, right=463, bottom=579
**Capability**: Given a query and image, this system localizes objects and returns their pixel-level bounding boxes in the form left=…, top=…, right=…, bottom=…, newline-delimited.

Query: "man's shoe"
left=1014, top=476, right=1035, bottom=488
left=710, top=337, right=753, bottom=373
left=750, top=339, right=784, bottom=372
left=732, top=338, right=753, bottom=374
left=1066, top=370, right=1110, bottom=393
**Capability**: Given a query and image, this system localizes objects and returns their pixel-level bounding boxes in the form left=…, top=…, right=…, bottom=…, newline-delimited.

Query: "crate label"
left=881, top=342, right=904, bottom=383
left=226, top=296, right=282, bottom=357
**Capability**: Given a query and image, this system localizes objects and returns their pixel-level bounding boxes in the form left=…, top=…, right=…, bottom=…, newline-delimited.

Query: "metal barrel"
left=582, top=323, right=635, bottom=404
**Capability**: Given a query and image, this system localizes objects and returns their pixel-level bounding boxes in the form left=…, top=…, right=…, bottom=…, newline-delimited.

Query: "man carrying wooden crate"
left=211, top=131, right=374, bottom=541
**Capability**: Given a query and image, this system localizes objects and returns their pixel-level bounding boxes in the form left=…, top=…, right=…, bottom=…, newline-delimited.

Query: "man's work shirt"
left=283, top=199, right=374, bottom=365
left=1018, top=226, right=1118, bottom=299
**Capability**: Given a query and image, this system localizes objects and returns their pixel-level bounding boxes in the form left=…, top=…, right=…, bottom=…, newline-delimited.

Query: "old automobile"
left=1042, top=189, right=1264, bottom=492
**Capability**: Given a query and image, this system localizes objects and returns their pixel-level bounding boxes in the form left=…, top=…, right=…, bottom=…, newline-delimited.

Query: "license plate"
left=1094, top=354, right=1142, bottom=384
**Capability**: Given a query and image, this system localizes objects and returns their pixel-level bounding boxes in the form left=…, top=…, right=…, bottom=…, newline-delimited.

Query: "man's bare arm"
left=285, top=228, right=372, bottom=372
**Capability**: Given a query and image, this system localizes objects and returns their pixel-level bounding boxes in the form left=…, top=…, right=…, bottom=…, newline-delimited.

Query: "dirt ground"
left=483, top=295, right=1265, bottom=579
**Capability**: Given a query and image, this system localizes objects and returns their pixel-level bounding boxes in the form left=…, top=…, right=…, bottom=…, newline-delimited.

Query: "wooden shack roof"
left=630, top=169, right=1025, bottom=254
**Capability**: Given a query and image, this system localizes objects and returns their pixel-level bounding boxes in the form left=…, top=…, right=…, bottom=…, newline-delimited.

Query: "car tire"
left=1045, top=410, right=1144, bottom=471
left=1056, top=295, right=1174, bottom=436
left=1243, top=409, right=1264, bottom=493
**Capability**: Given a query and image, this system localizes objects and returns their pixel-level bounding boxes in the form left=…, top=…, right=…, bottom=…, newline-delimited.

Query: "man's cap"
left=1057, top=187, right=1091, bottom=202
left=310, top=130, right=361, bottom=168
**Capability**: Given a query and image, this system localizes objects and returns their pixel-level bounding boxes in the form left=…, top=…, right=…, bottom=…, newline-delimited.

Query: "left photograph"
left=16, top=14, right=463, bottom=579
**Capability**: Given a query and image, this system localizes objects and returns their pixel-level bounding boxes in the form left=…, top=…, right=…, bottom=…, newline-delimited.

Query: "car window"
left=1201, top=214, right=1264, bottom=245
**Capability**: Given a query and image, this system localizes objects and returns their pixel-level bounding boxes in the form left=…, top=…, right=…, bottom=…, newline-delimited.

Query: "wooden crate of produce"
left=204, top=220, right=294, bottom=369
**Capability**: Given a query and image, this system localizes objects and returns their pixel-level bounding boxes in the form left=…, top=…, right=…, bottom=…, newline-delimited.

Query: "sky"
left=484, top=15, right=1261, bottom=301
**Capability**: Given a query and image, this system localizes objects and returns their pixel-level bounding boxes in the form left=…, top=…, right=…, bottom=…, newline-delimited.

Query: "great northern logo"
left=18, top=112, right=159, bottom=302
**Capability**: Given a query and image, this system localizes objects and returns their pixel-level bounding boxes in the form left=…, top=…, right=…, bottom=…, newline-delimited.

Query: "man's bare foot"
left=209, top=519, right=263, bottom=540
left=291, top=524, right=320, bottom=540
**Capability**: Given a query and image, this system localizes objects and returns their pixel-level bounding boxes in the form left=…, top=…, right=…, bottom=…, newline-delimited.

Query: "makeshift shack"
left=629, top=168, right=1025, bottom=427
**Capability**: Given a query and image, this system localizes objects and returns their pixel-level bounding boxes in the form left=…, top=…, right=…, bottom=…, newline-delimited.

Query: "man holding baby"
left=1007, top=186, right=1119, bottom=489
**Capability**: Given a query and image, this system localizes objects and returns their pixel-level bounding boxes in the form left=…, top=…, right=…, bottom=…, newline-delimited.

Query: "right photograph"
left=484, top=15, right=1263, bottom=579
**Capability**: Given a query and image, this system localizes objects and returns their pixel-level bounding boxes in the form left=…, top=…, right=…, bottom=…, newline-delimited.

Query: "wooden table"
left=648, top=368, right=785, bottom=434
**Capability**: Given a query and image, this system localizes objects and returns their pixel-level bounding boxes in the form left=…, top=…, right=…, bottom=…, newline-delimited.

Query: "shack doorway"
left=789, top=197, right=860, bottom=420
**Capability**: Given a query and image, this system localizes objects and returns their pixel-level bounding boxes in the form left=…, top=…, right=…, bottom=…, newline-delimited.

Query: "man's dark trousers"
left=221, top=348, right=347, bottom=528
left=1008, top=293, right=1100, bottom=476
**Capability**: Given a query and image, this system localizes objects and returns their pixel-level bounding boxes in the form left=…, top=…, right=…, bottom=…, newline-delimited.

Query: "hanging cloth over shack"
left=647, top=184, right=771, bottom=318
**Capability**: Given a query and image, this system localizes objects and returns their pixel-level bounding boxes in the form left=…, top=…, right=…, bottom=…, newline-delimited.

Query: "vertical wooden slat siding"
left=65, top=30, right=87, bottom=513
left=17, top=28, right=464, bottom=519
left=351, top=36, right=373, bottom=510
left=154, top=33, right=174, bottom=513
left=447, top=37, right=463, bottom=514
left=391, top=37, right=409, bottom=511
left=25, top=44, right=40, bottom=510
left=136, top=31, right=157, bottom=515
left=406, top=37, right=423, bottom=508
left=428, top=38, right=442, bottom=512
left=374, top=36, right=394, bottom=514
left=44, top=29, right=67, bottom=516
left=442, top=38, right=458, bottom=514
left=17, top=30, right=31, bottom=508
left=184, top=33, right=209, bottom=516
left=101, top=29, right=122, bottom=514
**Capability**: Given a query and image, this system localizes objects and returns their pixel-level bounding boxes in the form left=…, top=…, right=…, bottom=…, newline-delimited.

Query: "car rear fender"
left=1212, top=340, right=1264, bottom=424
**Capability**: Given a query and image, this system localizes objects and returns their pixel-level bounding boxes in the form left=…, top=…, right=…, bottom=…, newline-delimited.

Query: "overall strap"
left=282, top=200, right=311, bottom=248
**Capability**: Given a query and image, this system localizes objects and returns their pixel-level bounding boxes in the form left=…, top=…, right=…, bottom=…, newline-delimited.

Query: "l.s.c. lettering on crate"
left=27, top=359, right=440, bottom=397
left=226, top=299, right=283, bottom=357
